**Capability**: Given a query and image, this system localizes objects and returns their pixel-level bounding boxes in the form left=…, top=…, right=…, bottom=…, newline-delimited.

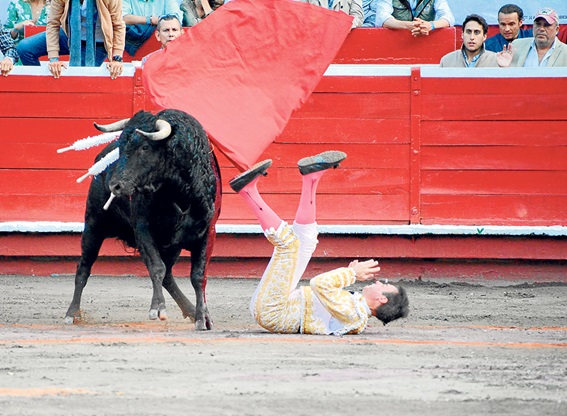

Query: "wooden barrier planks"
left=1, top=58, right=566, bottom=267
left=418, top=71, right=567, bottom=226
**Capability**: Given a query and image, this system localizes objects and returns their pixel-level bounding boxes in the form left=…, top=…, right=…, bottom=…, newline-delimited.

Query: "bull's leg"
left=141, top=254, right=168, bottom=321
left=131, top=203, right=169, bottom=321
left=189, top=245, right=212, bottom=331
left=162, top=269, right=197, bottom=321
left=65, top=228, right=104, bottom=324
left=160, top=250, right=196, bottom=320
left=138, top=239, right=169, bottom=320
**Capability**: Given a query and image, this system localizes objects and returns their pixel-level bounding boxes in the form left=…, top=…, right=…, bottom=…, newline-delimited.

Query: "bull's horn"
left=135, top=119, right=172, bottom=141
left=94, top=118, right=130, bottom=133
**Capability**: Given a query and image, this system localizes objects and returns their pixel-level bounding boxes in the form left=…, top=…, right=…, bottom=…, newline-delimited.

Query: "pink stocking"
left=294, top=171, right=325, bottom=225
left=238, top=178, right=282, bottom=231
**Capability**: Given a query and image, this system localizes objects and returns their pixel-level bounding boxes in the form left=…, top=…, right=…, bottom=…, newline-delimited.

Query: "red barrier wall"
left=2, top=29, right=566, bottom=279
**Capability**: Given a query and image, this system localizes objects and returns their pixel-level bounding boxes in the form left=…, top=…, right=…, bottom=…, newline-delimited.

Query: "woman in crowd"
left=4, top=0, right=51, bottom=44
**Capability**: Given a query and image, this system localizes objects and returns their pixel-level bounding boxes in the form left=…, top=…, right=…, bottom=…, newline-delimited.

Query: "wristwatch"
left=112, top=55, right=123, bottom=63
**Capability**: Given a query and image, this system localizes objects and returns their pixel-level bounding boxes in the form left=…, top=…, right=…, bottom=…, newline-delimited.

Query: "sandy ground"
left=0, top=274, right=565, bottom=416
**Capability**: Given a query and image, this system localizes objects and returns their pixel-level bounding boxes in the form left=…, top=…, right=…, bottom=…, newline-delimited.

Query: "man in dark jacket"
left=485, top=4, right=532, bottom=53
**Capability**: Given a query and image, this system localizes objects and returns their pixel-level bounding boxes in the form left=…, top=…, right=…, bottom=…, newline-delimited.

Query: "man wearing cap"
left=510, top=7, right=567, bottom=67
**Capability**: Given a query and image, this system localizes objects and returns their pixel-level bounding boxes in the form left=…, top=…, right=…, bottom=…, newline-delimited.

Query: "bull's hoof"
left=159, top=309, right=168, bottom=321
left=195, top=319, right=208, bottom=331
left=149, top=308, right=168, bottom=321
left=64, top=316, right=75, bottom=325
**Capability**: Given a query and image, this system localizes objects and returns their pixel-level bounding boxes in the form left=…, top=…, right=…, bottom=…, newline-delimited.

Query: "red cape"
left=142, top=0, right=352, bottom=170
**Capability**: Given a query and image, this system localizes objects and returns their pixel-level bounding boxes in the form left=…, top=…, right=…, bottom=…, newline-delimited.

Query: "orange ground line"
left=2, top=323, right=566, bottom=331
left=405, top=325, right=567, bottom=331
left=0, top=388, right=95, bottom=397
left=0, top=336, right=565, bottom=349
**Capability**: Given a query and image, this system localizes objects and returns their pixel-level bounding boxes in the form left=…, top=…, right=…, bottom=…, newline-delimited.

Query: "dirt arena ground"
left=0, top=274, right=565, bottom=416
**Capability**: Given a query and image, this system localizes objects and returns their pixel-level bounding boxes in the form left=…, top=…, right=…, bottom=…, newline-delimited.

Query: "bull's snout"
left=108, top=178, right=133, bottom=197
left=109, top=182, right=123, bottom=195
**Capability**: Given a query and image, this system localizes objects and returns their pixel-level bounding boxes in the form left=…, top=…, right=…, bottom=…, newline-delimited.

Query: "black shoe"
left=229, top=159, right=273, bottom=193
left=298, top=151, right=347, bottom=175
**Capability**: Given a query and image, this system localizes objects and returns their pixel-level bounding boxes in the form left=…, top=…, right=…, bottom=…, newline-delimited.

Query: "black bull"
left=65, top=110, right=221, bottom=330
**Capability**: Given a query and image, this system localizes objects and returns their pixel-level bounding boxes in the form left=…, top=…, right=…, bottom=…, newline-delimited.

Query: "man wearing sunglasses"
left=122, top=0, right=182, bottom=57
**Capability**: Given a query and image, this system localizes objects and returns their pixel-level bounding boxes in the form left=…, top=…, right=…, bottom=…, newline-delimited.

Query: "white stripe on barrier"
left=9, top=64, right=137, bottom=77
left=1, top=222, right=566, bottom=236
left=324, top=64, right=412, bottom=76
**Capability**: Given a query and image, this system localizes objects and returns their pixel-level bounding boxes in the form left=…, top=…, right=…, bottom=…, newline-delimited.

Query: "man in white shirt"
left=373, top=0, right=454, bottom=37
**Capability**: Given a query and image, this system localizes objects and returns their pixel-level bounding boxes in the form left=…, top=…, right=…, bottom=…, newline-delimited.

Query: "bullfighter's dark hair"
left=462, top=14, right=489, bottom=35
left=375, top=286, right=409, bottom=325
left=498, top=4, right=524, bottom=21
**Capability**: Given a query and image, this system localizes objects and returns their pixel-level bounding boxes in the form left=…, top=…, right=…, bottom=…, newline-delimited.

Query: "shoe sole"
left=298, top=150, right=347, bottom=175
left=229, top=159, right=273, bottom=193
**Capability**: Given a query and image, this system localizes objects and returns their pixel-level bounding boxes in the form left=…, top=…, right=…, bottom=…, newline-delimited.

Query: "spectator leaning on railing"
left=16, top=0, right=125, bottom=79
left=0, top=24, right=20, bottom=76
left=484, top=4, right=533, bottom=53
left=373, top=0, right=454, bottom=36
left=510, top=7, right=567, bottom=67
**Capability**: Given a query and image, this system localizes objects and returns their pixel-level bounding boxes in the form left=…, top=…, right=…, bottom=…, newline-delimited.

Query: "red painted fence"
left=1, top=29, right=566, bottom=280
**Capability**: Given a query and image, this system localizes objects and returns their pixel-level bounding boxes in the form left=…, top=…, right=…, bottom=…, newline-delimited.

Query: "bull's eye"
left=141, top=144, right=150, bottom=151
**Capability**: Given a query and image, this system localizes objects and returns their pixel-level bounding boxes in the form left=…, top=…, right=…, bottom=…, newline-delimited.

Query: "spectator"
left=122, top=0, right=181, bottom=57
left=374, top=0, right=454, bottom=37
left=180, top=0, right=222, bottom=27
left=440, top=14, right=512, bottom=68
left=328, top=0, right=364, bottom=29
left=510, top=8, right=567, bottom=67
left=362, top=0, right=376, bottom=27
left=17, top=0, right=125, bottom=79
left=1, top=24, right=20, bottom=76
left=485, top=4, right=533, bottom=53
left=141, top=14, right=184, bottom=65
left=4, top=0, right=51, bottom=44
left=4, top=0, right=50, bottom=44
left=293, top=1, right=363, bottom=30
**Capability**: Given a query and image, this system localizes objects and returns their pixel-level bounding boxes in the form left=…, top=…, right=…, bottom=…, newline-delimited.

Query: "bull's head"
left=97, top=112, right=173, bottom=197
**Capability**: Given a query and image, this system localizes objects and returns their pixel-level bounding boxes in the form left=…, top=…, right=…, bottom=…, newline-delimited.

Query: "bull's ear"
left=135, top=119, right=172, bottom=141
left=94, top=118, right=130, bottom=132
